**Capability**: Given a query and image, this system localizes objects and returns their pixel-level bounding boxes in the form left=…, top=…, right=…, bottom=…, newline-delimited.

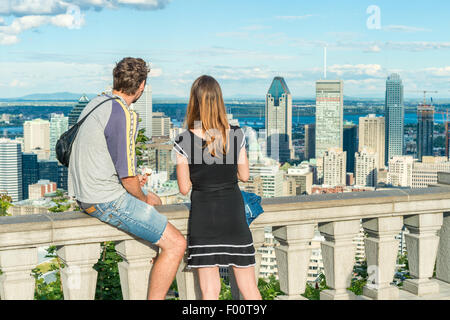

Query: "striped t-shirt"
left=68, top=94, right=139, bottom=204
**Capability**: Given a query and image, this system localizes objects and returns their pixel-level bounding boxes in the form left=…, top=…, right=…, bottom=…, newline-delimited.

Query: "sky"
left=0, top=0, right=450, bottom=99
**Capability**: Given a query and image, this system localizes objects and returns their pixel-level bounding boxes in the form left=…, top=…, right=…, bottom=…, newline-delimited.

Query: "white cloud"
left=328, top=64, right=384, bottom=78
left=383, top=25, right=431, bottom=33
left=275, top=15, right=315, bottom=21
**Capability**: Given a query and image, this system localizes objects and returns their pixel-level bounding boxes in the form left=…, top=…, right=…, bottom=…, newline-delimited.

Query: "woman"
left=173, top=75, right=262, bottom=300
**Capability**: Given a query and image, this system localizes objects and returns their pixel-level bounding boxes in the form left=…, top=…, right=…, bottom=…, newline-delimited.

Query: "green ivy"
left=93, top=242, right=123, bottom=300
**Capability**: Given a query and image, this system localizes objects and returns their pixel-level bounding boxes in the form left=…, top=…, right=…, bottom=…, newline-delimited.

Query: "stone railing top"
left=2, top=187, right=450, bottom=250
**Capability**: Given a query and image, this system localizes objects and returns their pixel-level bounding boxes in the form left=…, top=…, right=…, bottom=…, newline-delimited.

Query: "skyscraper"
left=68, top=95, right=90, bottom=128
left=23, top=118, right=50, bottom=160
left=265, top=77, right=293, bottom=162
left=385, top=73, right=404, bottom=165
left=322, top=148, right=347, bottom=186
left=359, top=114, right=385, bottom=170
left=49, top=113, right=68, bottom=161
left=343, top=122, right=358, bottom=174
left=152, top=112, right=171, bottom=137
left=22, top=153, right=39, bottom=200
left=132, top=84, right=152, bottom=139
left=315, top=80, right=344, bottom=159
left=304, top=124, right=315, bottom=161
left=355, top=149, right=377, bottom=187
left=417, top=104, right=434, bottom=161
left=0, top=139, right=23, bottom=201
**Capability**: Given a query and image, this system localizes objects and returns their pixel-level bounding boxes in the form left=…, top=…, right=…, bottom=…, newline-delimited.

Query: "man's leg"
left=147, top=222, right=187, bottom=300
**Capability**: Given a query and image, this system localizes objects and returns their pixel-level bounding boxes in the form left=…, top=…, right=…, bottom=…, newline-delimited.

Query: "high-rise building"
left=141, top=137, right=176, bottom=180
left=412, top=156, right=450, bottom=188
left=57, top=164, right=68, bottom=191
left=304, top=124, right=315, bottom=161
left=132, top=84, right=152, bottom=139
left=265, top=77, right=293, bottom=162
left=28, top=180, right=57, bottom=200
left=286, top=165, right=313, bottom=195
left=417, top=104, right=434, bottom=161
left=38, top=160, right=59, bottom=186
left=68, top=95, right=90, bottom=128
left=152, top=112, right=171, bottom=137
left=0, top=139, right=23, bottom=201
left=49, top=113, right=68, bottom=161
left=359, top=114, right=385, bottom=169
left=343, top=122, right=358, bottom=174
left=23, top=118, right=50, bottom=160
left=315, top=80, right=344, bottom=159
left=322, top=148, right=346, bottom=186
left=445, top=122, right=450, bottom=160
left=22, top=153, right=39, bottom=200
left=249, top=164, right=284, bottom=198
left=355, top=149, right=377, bottom=187
left=385, top=74, right=404, bottom=164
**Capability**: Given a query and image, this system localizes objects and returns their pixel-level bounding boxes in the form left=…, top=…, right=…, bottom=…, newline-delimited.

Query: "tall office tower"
left=132, top=84, right=152, bottom=138
left=22, top=153, right=39, bottom=200
left=304, top=124, right=315, bottom=160
left=322, top=148, right=347, bottom=186
left=152, top=112, right=171, bottom=137
left=265, top=77, right=293, bottom=162
left=249, top=164, right=284, bottom=198
left=38, top=160, right=59, bottom=186
left=57, top=164, right=68, bottom=191
left=49, top=113, right=68, bottom=161
left=23, top=118, right=50, bottom=160
left=355, top=149, right=377, bottom=187
left=385, top=73, right=404, bottom=165
left=343, top=122, right=358, bottom=174
left=417, top=104, right=434, bottom=161
left=142, top=137, right=176, bottom=180
left=445, top=122, right=450, bottom=159
left=387, top=155, right=414, bottom=187
left=315, top=80, right=344, bottom=159
left=68, top=95, right=90, bottom=128
left=0, top=139, right=23, bottom=201
left=359, top=114, right=385, bottom=169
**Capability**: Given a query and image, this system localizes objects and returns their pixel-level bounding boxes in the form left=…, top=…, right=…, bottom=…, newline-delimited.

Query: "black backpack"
left=56, top=97, right=117, bottom=167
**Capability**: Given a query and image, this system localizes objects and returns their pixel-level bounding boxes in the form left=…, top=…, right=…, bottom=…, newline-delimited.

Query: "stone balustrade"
left=1, top=186, right=449, bottom=300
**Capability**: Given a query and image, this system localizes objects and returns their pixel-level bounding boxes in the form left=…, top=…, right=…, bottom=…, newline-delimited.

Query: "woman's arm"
left=176, top=152, right=192, bottom=195
left=237, top=145, right=249, bottom=182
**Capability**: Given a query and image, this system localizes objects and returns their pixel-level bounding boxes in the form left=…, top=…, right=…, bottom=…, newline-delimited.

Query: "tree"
left=0, top=193, right=13, bottom=216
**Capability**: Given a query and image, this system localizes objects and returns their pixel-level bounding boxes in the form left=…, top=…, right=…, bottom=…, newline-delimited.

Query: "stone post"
left=403, top=213, right=443, bottom=296
left=319, top=220, right=360, bottom=300
left=115, top=239, right=159, bottom=300
left=0, top=248, right=37, bottom=300
left=57, top=243, right=101, bottom=300
left=362, top=216, right=403, bottom=299
left=436, top=212, right=449, bottom=283
left=273, top=224, right=316, bottom=300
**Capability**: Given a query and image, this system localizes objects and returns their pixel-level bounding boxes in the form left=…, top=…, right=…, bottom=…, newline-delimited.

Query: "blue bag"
left=241, top=190, right=264, bottom=225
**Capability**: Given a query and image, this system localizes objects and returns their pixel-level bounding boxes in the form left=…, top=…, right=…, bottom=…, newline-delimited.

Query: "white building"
left=24, top=118, right=50, bottom=160
left=152, top=112, right=171, bottom=137
left=412, top=156, right=450, bottom=188
left=359, top=114, right=385, bottom=169
left=132, top=84, right=152, bottom=139
left=387, top=156, right=414, bottom=187
left=323, top=148, right=346, bottom=187
left=0, top=138, right=23, bottom=202
left=49, top=113, right=68, bottom=161
left=249, top=164, right=284, bottom=198
left=355, top=149, right=378, bottom=187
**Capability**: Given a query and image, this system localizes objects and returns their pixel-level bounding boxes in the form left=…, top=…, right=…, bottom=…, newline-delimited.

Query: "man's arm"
left=121, top=176, right=162, bottom=206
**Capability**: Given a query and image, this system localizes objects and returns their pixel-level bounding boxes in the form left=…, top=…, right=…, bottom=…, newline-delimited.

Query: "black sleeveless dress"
left=173, top=125, right=255, bottom=268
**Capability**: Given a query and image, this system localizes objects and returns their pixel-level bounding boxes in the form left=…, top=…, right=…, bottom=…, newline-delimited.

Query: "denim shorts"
left=84, top=190, right=168, bottom=244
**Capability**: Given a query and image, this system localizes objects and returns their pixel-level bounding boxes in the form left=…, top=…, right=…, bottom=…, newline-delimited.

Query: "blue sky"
left=1, top=0, right=450, bottom=99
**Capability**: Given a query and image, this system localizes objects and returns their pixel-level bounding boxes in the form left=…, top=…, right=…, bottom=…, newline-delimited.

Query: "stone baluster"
left=403, top=213, right=443, bottom=296
left=229, top=226, right=265, bottom=300
left=318, top=220, right=360, bottom=300
left=57, top=243, right=101, bottom=300
left=273, top=224, right=316, bottom=300
left=115, top=239, right=159, bottom=300
left=362, top=216, right=403, bottom=299
left=176, top=256, right=202, bottom=300
left=0, top=248, right=38, bottom=300
left=436, top=212, right=449, bottom=283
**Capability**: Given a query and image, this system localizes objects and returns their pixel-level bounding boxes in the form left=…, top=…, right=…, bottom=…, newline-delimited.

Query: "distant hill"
left=6, top=92, right=98, bottom=101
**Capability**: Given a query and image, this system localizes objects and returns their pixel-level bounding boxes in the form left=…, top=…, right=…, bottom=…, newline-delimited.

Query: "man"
left=68, top=57, right=186, bottom=300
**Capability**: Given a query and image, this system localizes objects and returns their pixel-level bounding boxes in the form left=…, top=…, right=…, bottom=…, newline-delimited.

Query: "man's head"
left=113, top=57, right=150, bottom=103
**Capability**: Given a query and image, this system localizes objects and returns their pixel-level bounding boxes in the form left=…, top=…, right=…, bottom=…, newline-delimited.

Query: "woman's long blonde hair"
left=184, top=75, right=229, bottom=157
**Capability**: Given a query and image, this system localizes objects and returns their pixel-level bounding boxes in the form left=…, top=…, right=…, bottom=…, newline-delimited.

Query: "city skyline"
left=1, top=1, right=450, bottom=99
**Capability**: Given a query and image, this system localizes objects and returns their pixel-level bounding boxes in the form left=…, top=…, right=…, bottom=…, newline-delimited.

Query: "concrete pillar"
left=57, top=243, right=101, bottom=300
left=436, top=212, right=450, bottom=283
left=362, top=216, right=403, bottom=299
left=403, top=213, right=443, bottom=296
left=230, top=227, right=265, bottom=300
left=273, top=224, right=316, bottom=300
left=176, top=257, right=202, bottom=300
left=319, top=220, right=360, bottom=300
left=115, top=239, right=158, bottom=300
left=0, top=248, right=38, bottom=300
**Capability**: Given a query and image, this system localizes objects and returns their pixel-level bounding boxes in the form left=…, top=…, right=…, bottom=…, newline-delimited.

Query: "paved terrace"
left=0, top=183, right=449, bottom=300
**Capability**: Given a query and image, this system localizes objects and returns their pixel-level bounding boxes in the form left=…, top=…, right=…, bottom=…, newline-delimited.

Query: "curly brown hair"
left=113, top=57, right=150, bottom=95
